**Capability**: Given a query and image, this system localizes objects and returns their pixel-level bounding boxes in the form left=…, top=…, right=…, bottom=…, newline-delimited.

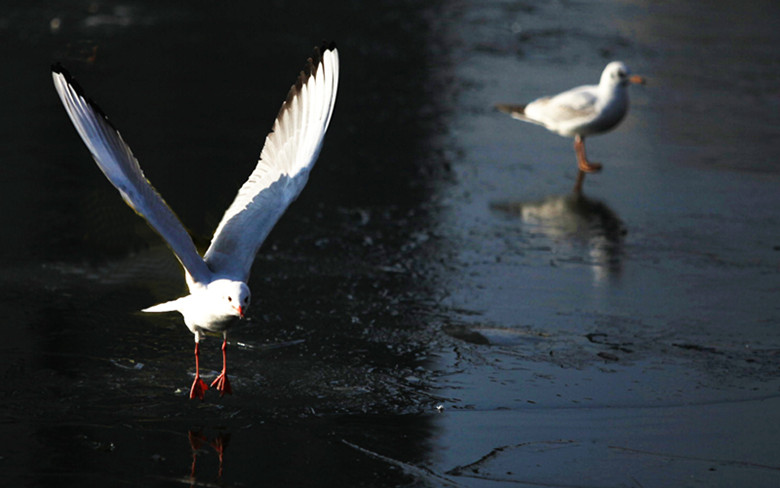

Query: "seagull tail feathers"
left=495, top=103, right=527, bottom=118
left=142, top=299, right=183, bottom=314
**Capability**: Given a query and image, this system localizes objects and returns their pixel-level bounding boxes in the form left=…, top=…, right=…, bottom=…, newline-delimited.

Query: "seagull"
left=496, top=61, right=645, bottom=192
left=52, top=43, right=340, bottom=400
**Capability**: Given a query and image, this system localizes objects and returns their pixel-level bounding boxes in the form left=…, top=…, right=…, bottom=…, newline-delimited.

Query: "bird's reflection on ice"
left=188, top=429, right=230, bottom=486
left=491, top=192, right=625, bottom=285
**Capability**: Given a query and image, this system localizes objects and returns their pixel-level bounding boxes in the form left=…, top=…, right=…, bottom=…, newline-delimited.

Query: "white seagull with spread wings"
left=52, top=43, right=340, bottom=400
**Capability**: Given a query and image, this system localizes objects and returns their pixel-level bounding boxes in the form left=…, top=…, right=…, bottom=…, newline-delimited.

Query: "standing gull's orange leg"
left=574, top=135, right=602, bottom=173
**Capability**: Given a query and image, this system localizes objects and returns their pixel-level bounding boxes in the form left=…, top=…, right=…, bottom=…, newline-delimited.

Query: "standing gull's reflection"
left=491, top=192, right=625, bottom=285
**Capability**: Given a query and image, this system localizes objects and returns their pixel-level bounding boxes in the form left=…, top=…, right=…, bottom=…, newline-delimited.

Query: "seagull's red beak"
left=235, top=306, right=245, bottom=319
left=629, top=74, right=647, bottom=85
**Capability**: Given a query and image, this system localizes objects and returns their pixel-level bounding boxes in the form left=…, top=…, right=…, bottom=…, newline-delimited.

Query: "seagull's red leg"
left=190, top=342, right=208, bottom=400
left=210, top=335, right=232, bottom=396
left=574, top=135, right=602, bottom=173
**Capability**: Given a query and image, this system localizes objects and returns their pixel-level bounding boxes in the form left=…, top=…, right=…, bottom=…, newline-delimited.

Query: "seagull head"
left=602, top=61, right=646, bottom=89
left=208, top=279, right=251, bottom=319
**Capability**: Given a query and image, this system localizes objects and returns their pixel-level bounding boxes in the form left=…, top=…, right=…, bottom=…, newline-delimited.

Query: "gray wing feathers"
left=525, top=85, right=598, bottom=125
left=204, top=45, right=340, bottom=281
left=51, top=69, right=212, bottom=286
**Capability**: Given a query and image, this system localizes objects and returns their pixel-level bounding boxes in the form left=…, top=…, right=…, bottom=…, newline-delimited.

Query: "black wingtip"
left=51, top=62, right=67, bottom=75
left=50, top=63, right=119, bottom=131
left=274, top=41, right=337, bottom=131
left=283, top=41, right=337, bottom=106
left=307, top=40, right=337, bottom=77
left=51, top=63, right=85, bottom=93
left=51, top=63, right=86, bottom=97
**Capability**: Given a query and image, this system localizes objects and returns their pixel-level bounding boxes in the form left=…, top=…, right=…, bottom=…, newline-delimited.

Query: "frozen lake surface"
left=1, top=1, right=778, bottom=486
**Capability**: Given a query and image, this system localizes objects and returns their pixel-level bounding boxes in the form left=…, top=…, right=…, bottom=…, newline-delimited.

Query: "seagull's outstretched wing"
left=204, top=43, right=340, bottom=282
left=52, top=66, right=213, bottom=285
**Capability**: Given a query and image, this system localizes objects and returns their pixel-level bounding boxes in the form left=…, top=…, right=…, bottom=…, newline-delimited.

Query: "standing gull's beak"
left=629, top=74, right=647, bottom=85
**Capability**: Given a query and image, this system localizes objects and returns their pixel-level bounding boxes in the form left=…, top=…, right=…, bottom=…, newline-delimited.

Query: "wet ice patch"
left=442, top=323, right=549, bottom=346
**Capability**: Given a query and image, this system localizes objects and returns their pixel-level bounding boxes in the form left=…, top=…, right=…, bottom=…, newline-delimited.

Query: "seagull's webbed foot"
left=210, top=373, right=232, bottom=397
left=190, top=376, right=209, bottom=400
left=578, top=159, right=603, bottom=173
left=574, top=135, right=603, bottom=173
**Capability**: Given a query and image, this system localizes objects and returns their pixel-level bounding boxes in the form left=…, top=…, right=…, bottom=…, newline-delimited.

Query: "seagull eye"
left=228, top=296, right=233, bottom=302
left=244, top=297, right=249, bottom=304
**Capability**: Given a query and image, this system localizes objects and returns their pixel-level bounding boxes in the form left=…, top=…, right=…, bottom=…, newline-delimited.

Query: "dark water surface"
left=2, top=1, right=779, bottom=487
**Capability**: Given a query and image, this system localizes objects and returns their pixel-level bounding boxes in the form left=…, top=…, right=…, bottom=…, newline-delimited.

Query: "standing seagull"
left=52, top=43, right=340, bottom=399
left=496, top=61, right=645, bottom=192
